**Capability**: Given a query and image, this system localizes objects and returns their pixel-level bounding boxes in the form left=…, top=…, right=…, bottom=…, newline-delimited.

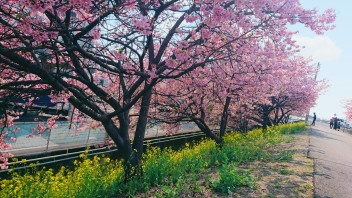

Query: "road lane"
left=309, top=123, right=352, bottom=198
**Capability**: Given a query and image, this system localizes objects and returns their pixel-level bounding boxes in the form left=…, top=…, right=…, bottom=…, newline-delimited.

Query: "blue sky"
left=294, top=1, right=352, bottom=120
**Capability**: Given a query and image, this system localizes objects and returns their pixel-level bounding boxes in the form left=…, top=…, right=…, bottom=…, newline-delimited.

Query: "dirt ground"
left=207, top=131, right=313, bottom=198
left=235, top=132, right=314, bottom=198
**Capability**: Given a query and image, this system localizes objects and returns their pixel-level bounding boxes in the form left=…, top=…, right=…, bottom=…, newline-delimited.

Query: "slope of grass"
left=0, top=122, right=306, bottom=197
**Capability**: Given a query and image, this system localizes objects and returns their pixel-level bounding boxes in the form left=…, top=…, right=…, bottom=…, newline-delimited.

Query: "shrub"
left=212, top=163, right=255, bottom=194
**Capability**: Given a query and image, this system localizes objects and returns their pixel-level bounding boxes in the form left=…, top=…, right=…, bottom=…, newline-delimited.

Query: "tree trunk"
left=102, top=118, right=138, bottom=181
left=273, top=108, right=279, bottom=125
left=130, top=87, right=153, bottom=177
left=102, top=119, right=129, bottom=154
left=220, top=96, right=231, bottom=138
left=239, top=118, right=248, bottom=133
left=262, top=112, right=270, bottom=130
left=194, top=118, right=223, bottom=145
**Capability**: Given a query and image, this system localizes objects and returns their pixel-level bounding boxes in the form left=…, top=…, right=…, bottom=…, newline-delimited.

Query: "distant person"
left=337, top=120, right=341, bottom=131
left=311, top=112, right=316, bottom=126
left=329, top=118, right=334, bottom=129
left=333, top=116, right=338, bottom=130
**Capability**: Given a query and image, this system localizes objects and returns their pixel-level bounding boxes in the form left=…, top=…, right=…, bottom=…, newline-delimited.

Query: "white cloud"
left=294, top=36, right=341, bottom=61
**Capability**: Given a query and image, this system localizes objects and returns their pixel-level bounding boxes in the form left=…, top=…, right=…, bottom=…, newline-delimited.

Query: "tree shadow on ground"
left=310, top=129, right=343, bottom=142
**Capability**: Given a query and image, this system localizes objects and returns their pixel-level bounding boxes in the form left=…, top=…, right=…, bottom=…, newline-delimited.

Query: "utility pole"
left=305, top=62, right=320, bottom=124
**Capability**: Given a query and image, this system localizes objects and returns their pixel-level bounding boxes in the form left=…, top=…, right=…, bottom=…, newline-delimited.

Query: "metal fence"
left=2, top=121, right=200, bottom=157
left=1, top=129, right=212, bottom=172
left=3, top=122, right=107, bottom=156
left=2, top=117, right=309, bottom=158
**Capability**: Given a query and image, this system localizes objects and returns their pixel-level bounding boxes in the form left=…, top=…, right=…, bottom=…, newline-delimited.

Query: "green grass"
left=0, top=122, right=306, bottom=197
left=212, top=163, right=256, bottom=194
left=279, top=169, right=293, bottom=175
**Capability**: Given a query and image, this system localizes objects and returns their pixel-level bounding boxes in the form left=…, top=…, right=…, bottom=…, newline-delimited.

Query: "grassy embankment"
left=0, top=122, right=309, bottom=197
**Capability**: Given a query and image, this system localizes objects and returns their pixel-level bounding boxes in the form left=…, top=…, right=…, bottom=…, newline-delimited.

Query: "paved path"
left=309, top=122, right=352, bottom=198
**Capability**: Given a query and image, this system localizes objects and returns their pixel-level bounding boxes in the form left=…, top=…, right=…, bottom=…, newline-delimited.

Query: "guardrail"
left=2, top=121, right=202, bottom=157
left=3, top=122, right=107, bottom=157
left=1, top=130, right=216, bottom=172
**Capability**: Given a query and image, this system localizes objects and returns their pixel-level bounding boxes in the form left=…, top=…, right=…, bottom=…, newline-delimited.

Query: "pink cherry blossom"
left=0, top=0, right=335, bottom=170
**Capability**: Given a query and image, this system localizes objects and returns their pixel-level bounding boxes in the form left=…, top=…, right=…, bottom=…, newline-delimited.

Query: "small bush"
left=213, top=163, right=255, bottom=194
left=279, top=169, right=293, bottom=175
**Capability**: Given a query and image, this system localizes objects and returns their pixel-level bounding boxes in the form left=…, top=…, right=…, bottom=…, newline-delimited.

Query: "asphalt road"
left=309, top=122, right=352, bottom=198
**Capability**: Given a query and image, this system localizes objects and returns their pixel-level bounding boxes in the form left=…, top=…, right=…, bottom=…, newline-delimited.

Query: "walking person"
left=329, top=118, right=334, bottom=129
left=311, top=112, right=317, bottom=126
left=333, top=115, right=338, bottom=130
left=337, top=120, right=341, bottom=131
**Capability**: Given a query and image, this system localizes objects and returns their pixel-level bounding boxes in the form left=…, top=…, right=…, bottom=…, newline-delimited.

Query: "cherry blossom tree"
left=0, top=0, right=335, bottom=175
left=152, top=38, right=285, bottom=142
left=345, top=100, right=352, bottom=122
left=154, top=49, right=325, bottom=139
left=250, top=58, right=326, bottom=129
